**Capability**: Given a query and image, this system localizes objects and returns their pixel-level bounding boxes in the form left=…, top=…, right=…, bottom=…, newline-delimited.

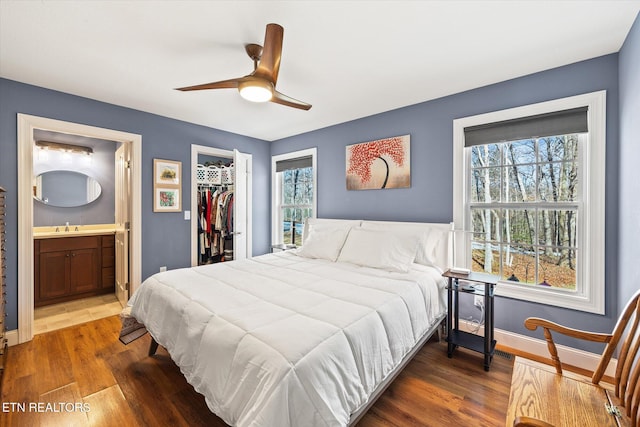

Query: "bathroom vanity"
left=34, top=229, right=115, bottom=307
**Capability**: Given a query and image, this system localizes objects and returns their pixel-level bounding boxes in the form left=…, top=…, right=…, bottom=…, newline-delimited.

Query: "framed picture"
left=154, top=159, right=181, bottom=186
left=153, top=159, right=181, bottom=212
left=154, top=187, right=181, bottom=212
left=346, top=134, right=410, bottom=190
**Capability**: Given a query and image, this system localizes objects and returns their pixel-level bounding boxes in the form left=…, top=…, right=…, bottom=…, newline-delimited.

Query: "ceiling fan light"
left=238, top=79, right=273, bottom=103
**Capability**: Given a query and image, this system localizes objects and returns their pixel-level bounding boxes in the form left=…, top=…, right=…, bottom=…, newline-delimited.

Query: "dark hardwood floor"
left=0, top=316, right=513, bottom=426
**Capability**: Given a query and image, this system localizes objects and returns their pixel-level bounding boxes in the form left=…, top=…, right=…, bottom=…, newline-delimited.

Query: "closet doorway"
left=190, top=145, right=252, bottom=266
left=17, top=114, right=142, bottom=344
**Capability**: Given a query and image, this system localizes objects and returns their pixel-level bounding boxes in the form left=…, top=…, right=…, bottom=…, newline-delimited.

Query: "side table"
left=442, top=269, right=498, bottom=371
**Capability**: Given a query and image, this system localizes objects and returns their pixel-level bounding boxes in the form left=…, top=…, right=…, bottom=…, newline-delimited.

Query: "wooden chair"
left=516, top=289, right=640, bottom=427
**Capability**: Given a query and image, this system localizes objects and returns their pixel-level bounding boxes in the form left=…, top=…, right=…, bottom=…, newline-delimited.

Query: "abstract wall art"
left=346, top=134, right=410, bottom=190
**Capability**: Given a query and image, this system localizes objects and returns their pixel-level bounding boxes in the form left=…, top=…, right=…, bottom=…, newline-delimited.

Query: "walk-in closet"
left=196, top=155, right=235, bottom=265
left=190, top=145, right=252, bottom=267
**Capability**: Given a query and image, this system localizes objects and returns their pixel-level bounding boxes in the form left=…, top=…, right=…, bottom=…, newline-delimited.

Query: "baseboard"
left=457, top=319, right=616, bottom=377
left=5, top=329, right=19, bottom=347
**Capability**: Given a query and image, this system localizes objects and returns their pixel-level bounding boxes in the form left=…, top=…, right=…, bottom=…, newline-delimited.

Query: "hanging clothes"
left=197, top=184, right=234, bottom=265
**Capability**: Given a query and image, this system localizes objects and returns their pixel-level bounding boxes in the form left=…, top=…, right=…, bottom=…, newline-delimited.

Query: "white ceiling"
left=1, top=1, right=639, bottom=141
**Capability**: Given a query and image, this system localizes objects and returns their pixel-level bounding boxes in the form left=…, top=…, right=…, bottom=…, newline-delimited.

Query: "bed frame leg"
left=437, top=318, right=446, bottom=342
left=148, top=337, right=159, bottom=356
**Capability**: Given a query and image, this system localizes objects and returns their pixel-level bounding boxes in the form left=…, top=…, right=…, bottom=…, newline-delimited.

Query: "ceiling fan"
left=176, top=23, right=311, bottom=111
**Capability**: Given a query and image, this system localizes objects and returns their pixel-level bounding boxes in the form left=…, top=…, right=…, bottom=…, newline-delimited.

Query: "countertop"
left=33, top=224, right=118, bottom=239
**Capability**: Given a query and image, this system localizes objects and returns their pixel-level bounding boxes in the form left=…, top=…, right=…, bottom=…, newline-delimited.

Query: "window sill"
left=494, top=280, right=604, bottom=314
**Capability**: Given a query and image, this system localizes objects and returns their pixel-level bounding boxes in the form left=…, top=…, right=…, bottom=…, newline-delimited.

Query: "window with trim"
left=272, top=148, right=317, bottom=247
left=453, top=91, right=606, bottom=314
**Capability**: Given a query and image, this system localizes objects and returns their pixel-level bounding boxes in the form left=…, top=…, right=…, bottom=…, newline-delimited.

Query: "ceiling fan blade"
left=176, top=23, right=310, bottom=111
left=175, top=78, right=242, bottom=91
left=271, top=90, right=312, bottom=110
left=254, top=23, right=283, bottom=84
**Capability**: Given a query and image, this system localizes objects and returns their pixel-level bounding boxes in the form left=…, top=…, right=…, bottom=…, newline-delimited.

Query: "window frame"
left=271, top=147, right=317, bottom=246
left=453, top=91, right=606, bottom=314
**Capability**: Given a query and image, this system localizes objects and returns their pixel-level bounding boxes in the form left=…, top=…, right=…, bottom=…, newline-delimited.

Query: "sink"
left=33, top=224, right=117, bottom=239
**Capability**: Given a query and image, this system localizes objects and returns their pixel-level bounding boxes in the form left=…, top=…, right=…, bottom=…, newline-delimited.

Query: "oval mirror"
left=34, top=170, right=102, bottom=207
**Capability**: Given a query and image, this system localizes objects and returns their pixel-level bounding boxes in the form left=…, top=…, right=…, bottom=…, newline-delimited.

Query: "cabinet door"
left=101, top=236, right=115, bottom=289
left=39, top=250, right=70, bottom=300
left=69, top=248, right=99, bottom=294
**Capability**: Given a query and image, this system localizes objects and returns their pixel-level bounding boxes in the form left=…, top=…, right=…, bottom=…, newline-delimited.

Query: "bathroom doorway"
left=17, top=114, right=142, bottom=343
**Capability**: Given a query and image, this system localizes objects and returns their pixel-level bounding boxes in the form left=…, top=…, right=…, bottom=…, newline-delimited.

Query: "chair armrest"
left=513, top=416, right=555, bottom=427
left=524, top=318, right=612, bottom=343
left=524, top=317, right=613, bottom=375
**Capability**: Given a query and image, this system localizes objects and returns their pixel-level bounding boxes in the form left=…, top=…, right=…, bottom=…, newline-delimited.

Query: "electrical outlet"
left=474, top=295, right=484, bottom=308
left=159, top=266, right=167, bottom=272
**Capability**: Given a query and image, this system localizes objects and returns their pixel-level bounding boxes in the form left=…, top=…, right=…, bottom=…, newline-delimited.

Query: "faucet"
left=64, top=221, right=69, bottom=232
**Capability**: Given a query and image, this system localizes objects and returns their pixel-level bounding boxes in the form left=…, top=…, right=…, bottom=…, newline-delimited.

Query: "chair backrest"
left=593, top=289, right=640, bottom=425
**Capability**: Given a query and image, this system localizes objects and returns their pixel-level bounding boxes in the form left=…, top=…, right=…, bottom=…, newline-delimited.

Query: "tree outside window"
left=280, top=167, right=313, bottom=245
left=469, top=135, right=580, bottom=291
left=272, top=148, right=317, bottom=248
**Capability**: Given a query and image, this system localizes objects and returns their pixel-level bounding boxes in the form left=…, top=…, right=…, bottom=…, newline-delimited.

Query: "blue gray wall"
left=0, top=78, right=271, bottom=330
left=272, top=53, right=624, bottom=352
left=618, top=14, right=640, bottom=315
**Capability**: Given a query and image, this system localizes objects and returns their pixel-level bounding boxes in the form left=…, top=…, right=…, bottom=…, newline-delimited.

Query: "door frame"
left=17, top=114, right=142, bottom=343
left=114, top=143, right=131, bottom=306
left=232, top=149, right=253, bottom=261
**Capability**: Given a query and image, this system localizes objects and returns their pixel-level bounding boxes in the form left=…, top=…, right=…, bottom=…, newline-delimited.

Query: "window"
left=469, top=134, right=582, bottom=290
left=453, top=91, right=606, bottom=314
left=272, top=148, right=317, bottom=246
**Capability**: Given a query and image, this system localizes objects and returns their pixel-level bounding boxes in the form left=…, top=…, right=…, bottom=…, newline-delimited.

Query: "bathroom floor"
left=34, top=293, right=123, bottom=334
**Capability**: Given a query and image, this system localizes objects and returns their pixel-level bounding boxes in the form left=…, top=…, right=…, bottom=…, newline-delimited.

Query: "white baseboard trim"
left=5, top=329, right=19, bottom=347
left=457, top=319, right=616, bottom=377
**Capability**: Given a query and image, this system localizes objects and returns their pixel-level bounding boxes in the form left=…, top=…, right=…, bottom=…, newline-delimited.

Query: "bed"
left=128, top=219, right=452, bottom=427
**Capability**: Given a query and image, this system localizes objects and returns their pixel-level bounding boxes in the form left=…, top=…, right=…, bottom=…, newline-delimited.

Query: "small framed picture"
left=154, top=187, right=181, bottom=212
left=154, top=159, right=181, bottom=186
left=153, top=159, right=181, bottom=212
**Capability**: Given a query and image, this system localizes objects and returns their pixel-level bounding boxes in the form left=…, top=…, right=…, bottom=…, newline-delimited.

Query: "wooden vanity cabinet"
left=35, top=234, right=115, bottom=307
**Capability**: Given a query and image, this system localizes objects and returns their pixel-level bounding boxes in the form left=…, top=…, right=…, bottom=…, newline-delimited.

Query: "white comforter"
left=129, top=251, right=446, bottom=427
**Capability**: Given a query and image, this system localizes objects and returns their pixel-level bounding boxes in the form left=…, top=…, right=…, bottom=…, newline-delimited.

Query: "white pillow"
left=360, top=222, right=431, bottom=265
left=296, top=227, right=350, bottom=262
left=337, top=228, right=419, bottom=273
left=360, top=221, right=448, bottom=269
left=422, top=228, right=449, bottom=270
left=303, top=218, right=361, bottom=242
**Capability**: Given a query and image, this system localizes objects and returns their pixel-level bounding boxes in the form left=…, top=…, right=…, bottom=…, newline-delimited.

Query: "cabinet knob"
left=66, top=254, right=70, bottom=257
